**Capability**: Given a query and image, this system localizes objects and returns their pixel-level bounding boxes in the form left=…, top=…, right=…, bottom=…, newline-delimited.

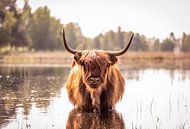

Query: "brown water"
left=0, top=64, right=190, bottom=129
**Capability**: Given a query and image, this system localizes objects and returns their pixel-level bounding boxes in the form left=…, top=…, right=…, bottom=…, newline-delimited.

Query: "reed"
left=1, top=51, right=190, bottom=65
left=121, top=52, right=190, bottom=61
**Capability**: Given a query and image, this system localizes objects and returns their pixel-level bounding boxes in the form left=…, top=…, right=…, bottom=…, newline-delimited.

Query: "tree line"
left=0, top=0, right=190, bottom=53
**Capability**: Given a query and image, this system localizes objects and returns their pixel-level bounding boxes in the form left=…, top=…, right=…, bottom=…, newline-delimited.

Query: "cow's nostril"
left=89, top=77, right=101, bottom=84
left=89, top=78, right=93, bottom=82
left=95, top=78, right=100, bottom=82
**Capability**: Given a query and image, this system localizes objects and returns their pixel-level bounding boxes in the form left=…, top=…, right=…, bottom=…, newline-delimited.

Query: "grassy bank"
left=121, top=52, right=190, bottom=61
left=0, top=51, right=71, bottom=65
left=1, top=51, right=190, bottom=66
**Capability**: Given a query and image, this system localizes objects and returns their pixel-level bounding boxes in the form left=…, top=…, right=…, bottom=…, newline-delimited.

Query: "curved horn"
left=108, top=33, right=134, bottom=56
left=62, top=28, right=80, bottom=54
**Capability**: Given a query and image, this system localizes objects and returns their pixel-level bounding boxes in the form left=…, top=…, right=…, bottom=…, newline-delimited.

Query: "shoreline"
left=1, top=51, right=190, bottom=65
left=0, top=52, right=190, bottom=70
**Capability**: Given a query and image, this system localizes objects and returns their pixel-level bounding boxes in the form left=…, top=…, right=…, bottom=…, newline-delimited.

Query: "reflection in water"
left=0, top=64, right=190, bottom=129
left=118, top=68, right=190, bottom=129
left=0, top=66, right=69, bottom=128
left=66, top=109, right=125, bottom=129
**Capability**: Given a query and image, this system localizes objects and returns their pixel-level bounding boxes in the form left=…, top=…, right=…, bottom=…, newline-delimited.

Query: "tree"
left=103, top=30, right=116, bottom=50
left=0, top=0, right=17, bottom=21
left=64, top=23, right=85, bottom=50
left=93, top=35, right=101, bottom=49
left=152, top=38, right=160, bottom=51
left=28, top=6, right=62, bottom=50
left=139, top=34, right=149, bottom=51
left=181, top=32, right=190, bottom=52
left=0, top=30, right=9, bottom=46
left=1, top=11, right=16, bottom=47
left=0, top=0, right=30, bottom=48
left=129, top=33, right=147, bottom=51
left=116, top=26, right=125, bottom=49
left=161, top=38, right=175, bottom=52
left=13, top=0, right=31, bottom=47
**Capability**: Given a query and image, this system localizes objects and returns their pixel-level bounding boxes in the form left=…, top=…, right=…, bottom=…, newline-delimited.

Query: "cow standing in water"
left=63, top=29, right=134, bottom=113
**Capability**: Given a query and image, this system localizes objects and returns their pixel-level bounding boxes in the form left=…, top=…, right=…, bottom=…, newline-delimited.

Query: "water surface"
left=0, top=64, right=190, bottom=129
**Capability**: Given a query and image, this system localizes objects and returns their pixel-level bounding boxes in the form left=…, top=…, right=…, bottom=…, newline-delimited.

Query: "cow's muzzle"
left=87, top=77, right=102, bottom=88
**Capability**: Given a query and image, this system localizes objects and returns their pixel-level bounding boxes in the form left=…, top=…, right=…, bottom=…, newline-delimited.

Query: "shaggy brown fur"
left=66, top=50, right=125, bottom=112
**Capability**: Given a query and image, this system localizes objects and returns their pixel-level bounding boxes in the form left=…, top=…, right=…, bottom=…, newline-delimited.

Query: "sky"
left=16, top=0, right=190, bottom=40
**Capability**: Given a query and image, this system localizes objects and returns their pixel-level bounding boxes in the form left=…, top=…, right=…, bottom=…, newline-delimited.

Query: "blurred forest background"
left=0, top=0, right=190, bottom=54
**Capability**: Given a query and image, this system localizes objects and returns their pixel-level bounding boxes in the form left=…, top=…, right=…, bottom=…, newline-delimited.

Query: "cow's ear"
left=74, top=53, right=82, bottom=64
left=109, top=54, right=118, bottom=65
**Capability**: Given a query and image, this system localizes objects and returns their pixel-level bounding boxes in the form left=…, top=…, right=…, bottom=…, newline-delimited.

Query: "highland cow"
left=63, top=28, right=134, bottom=113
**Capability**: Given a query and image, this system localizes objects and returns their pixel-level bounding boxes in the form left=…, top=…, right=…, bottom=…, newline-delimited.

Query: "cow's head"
left=63, top=29, right=133, bottom=89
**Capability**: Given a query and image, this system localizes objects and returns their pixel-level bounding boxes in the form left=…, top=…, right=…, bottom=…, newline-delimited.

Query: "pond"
left=0, top=63, right=190, bottom=129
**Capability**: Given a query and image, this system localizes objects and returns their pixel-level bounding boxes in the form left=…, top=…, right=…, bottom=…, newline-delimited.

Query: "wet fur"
left=66, top=50, right=125, bottom=112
